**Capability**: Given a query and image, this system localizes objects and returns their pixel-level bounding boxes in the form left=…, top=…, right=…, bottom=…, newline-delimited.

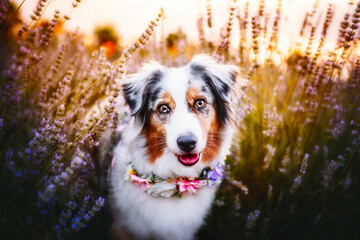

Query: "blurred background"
left=12, top=0, right=350, bottom=53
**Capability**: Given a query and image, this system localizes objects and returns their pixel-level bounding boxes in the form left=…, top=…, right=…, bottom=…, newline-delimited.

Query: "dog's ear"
left=122, top=61, right=164, bottom=117
left=188, top=54, right=239, bottom=103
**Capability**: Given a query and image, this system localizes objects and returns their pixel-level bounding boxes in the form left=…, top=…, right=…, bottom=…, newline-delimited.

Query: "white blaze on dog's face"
left=123, top=55, right=238, bottom=178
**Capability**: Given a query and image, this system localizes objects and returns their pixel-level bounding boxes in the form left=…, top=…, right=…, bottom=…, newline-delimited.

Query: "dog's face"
left=122, top=55, right=238, bottom=178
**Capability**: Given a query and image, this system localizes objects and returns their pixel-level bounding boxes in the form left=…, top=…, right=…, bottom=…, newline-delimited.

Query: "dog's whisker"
left=147, top=142, right=167, bottom=148
left=206, top=138, right=221, bottom=144
left=205, top=140, right=218, bottom=146
left=206, top=139, right=221, bottom=146
left=150, top=136, right=167, bottom=140
left=208, top=130, right=223, bottom=134
left=207, top=136, right=221, bottom=140
left=203, top=146, right=218, bottom=156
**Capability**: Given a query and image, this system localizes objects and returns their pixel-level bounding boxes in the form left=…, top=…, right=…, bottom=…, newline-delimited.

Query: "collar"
left=124, top=158, right=224, bottom=198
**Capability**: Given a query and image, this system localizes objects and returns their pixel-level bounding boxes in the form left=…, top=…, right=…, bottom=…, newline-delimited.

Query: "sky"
left=13, top=0, right=351, bottom=52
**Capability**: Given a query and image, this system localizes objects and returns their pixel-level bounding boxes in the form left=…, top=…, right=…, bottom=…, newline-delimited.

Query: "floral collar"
left=124, top=159, right=224, bottom=198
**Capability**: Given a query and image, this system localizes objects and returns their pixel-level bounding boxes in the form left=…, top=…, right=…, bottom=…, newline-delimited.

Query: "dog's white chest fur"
left=110, top=142, right=217, bottom=240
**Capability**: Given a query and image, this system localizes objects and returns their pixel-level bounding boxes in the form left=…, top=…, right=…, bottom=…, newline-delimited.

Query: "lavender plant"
left=0, top=1, right=162, bottom=238
left=198, top=1, right=360, bottom=239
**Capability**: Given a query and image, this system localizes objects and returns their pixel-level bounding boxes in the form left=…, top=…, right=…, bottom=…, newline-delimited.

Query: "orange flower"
left=101, top=40, right=116, bottom=58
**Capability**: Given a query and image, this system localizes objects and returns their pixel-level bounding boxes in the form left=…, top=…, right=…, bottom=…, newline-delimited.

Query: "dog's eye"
left=194, top=99, right=206, bottom=110
left=158, top=104, right=170, bottom=114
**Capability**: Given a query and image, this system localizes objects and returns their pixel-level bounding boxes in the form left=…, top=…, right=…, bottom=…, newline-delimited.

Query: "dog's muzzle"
left=177, top=134, right=199, bottom=166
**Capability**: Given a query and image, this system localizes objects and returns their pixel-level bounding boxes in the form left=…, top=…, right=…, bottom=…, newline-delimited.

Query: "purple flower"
left=206, top=158, right=224, bottom=185
left=5, top=149, right=13, bottom=160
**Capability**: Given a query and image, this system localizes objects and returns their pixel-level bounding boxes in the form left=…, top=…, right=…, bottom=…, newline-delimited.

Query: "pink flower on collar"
left=177, top=179, right=207, bottom=194
left=130, top=174, right=151, bottom=192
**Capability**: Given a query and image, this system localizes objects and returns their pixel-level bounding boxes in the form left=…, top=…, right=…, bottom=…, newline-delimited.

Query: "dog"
left=109, top=54, right=240, bottom=240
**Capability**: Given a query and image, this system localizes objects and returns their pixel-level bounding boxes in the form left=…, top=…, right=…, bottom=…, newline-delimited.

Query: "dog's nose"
left=177, top=134, right=197, bottom=152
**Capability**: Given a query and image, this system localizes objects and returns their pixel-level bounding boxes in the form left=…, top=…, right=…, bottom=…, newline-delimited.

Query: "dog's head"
left=122, top=54, right=239, bottom=178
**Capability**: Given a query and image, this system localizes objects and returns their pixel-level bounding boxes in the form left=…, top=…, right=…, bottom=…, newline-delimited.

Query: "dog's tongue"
left=178, top=153, right=199, bottom=166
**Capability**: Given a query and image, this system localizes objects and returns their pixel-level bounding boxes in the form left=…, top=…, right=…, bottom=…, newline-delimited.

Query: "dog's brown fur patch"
left=144, top=114, right=166, bottom=164
left=144, top=92, right=175, bottom=164
left=163, top=92, right=176, bottom=110
left=187, top=86, right=200, bottom=106
left=187, top=86, right=222, bottom=164
left=202, top=117, right=222, bottom=163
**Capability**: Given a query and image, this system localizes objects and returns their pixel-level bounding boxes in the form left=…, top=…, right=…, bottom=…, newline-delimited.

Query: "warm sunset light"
left=13, top=0, right=348, bottom=47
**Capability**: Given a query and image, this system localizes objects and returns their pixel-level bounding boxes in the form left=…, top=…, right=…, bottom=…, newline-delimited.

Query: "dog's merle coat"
left=109, top=55, right=240, bottom=240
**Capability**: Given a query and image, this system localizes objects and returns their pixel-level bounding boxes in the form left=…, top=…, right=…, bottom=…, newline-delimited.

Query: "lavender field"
left=0, top=0, right=359, bottom=239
